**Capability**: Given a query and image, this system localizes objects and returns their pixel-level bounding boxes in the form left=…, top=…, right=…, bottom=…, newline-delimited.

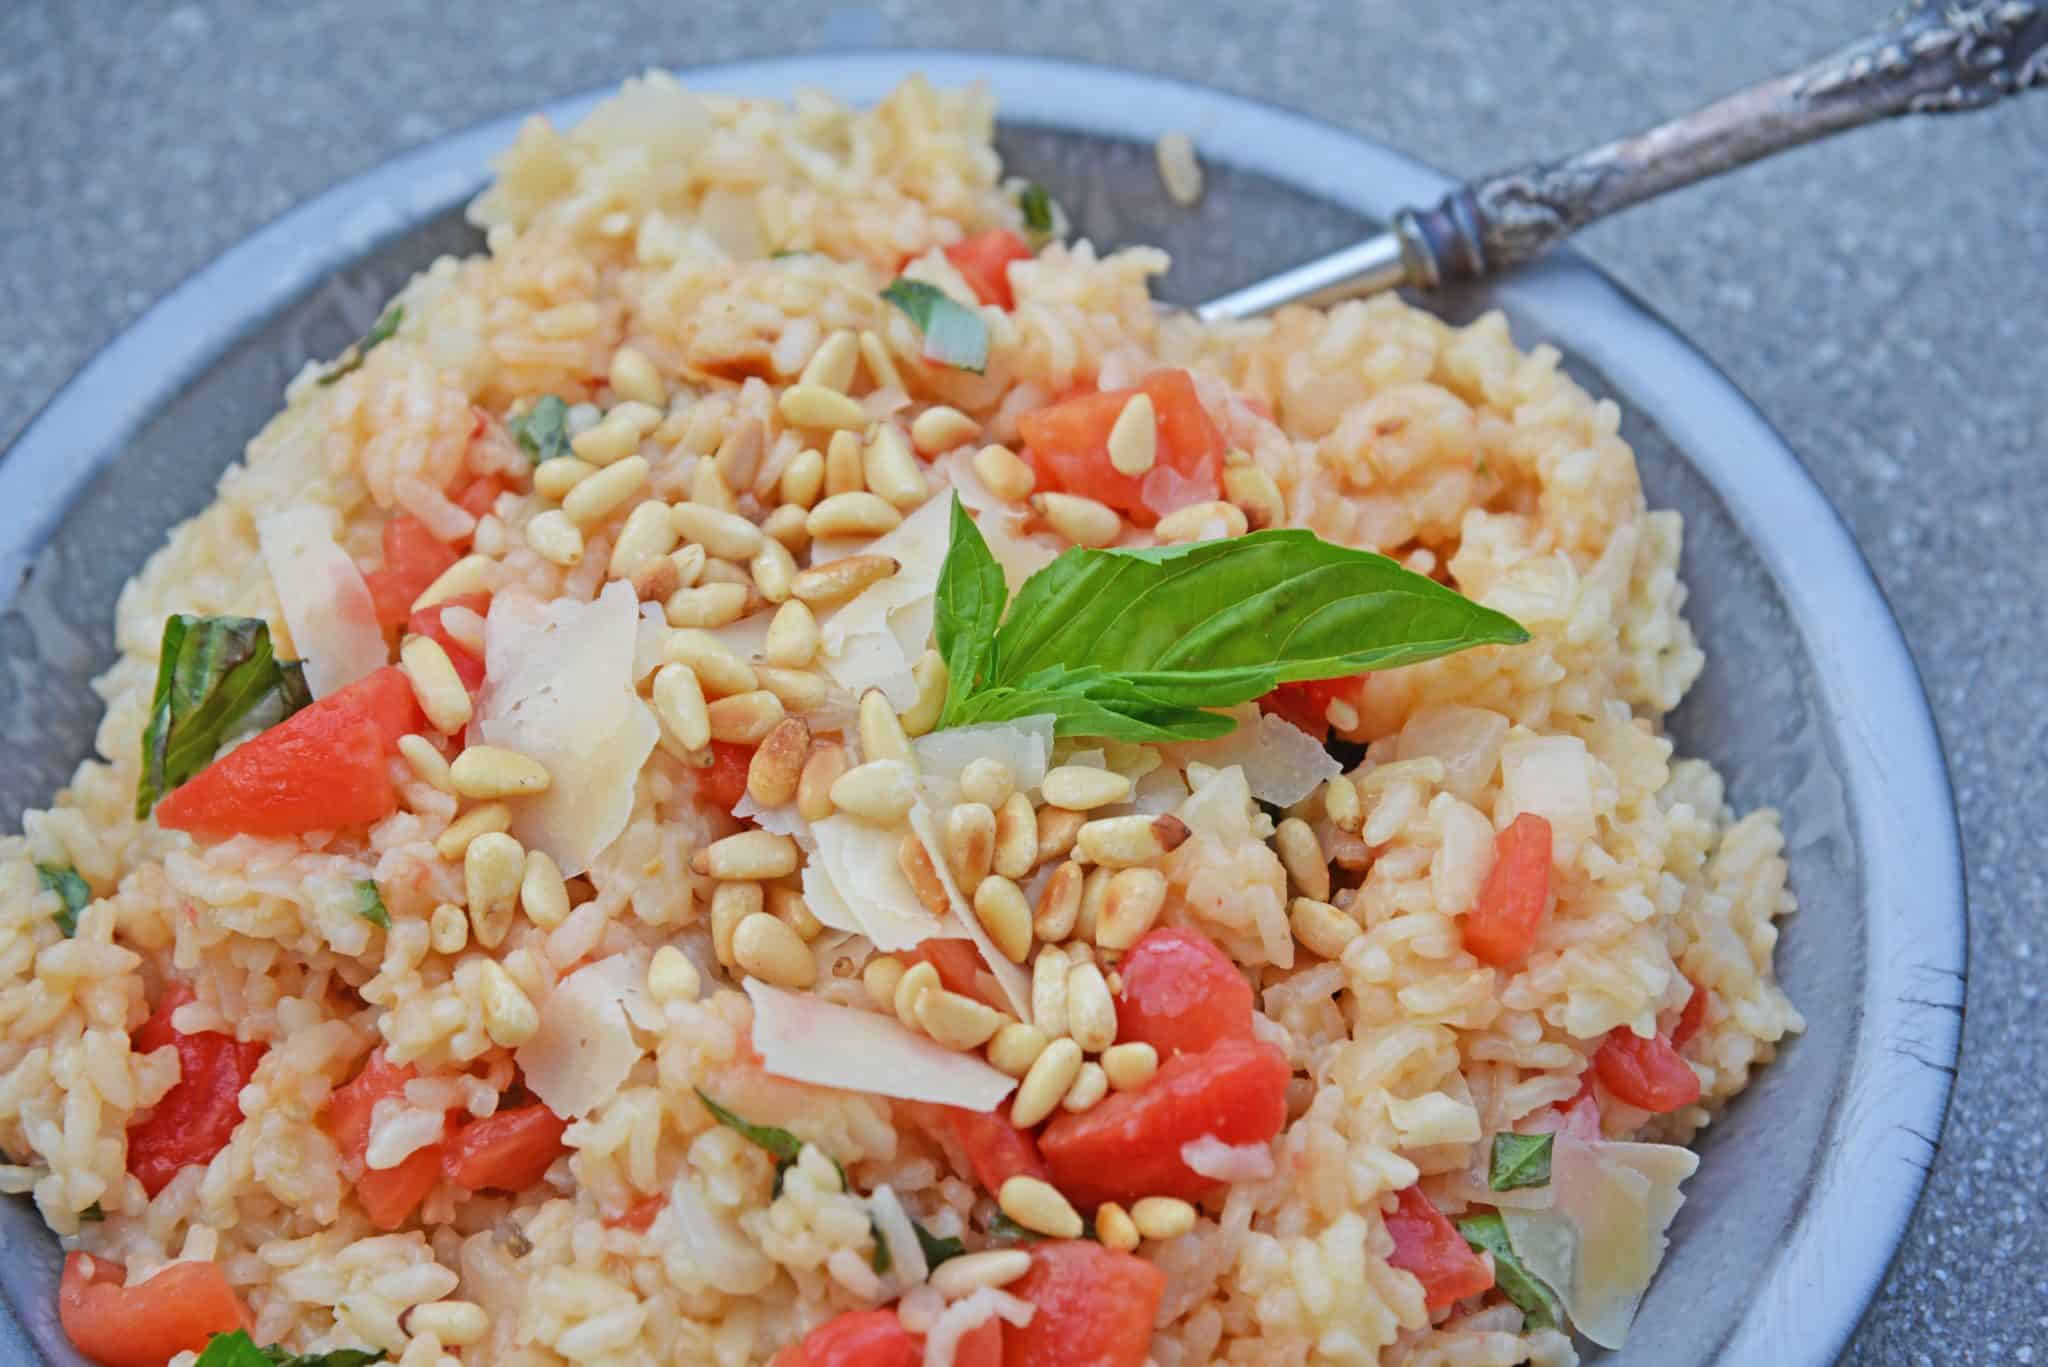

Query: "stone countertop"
left=3, top=2, right=2042, bottom=1360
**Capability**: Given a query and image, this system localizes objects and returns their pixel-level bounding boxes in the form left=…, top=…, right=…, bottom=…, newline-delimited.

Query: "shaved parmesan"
left=1177, top=764, right=1255, bottom=845
left=1180, top=1135, right=1275, bottom=1183
left=908, top=803, right=1033, bottom=1023
left=1501, top=735, right=1596, bottom=854
left=819, top=495, right=951, bottom=708
left=744, top=979, right=1016, bottom=1110
left=1132, top=766, right=1191, bottom=814
left=732, top=791, right=813, bottom=847
left=633, top=600, right=669, bottom=682
left=800, top=857, right=865, bottom=935
left=1501, top=1135, right=1698, bottom=1349
left=912, top=716, right=1055, bottom=806
left=515, top=952, right=650, bottom=1119
left=810, top=814, right=946, bottom=950
left=258, top=505, right=387, bottom=698
left=709, top=609, right=776, bottom=664
left=867, top=1185, right=928, bottom=1284
left=480, top=583, right=659, bottom=876
left=1397, top=705, right=1508, bottom=803
left=940, top=451, right=1061, bottom=590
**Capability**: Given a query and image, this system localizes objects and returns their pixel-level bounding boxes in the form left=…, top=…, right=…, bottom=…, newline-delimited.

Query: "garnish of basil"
left=317, top=306, right=402, bottom=386
left=1458, top=1210, right=1564, bottom=1332
left=696, top=1088, right=845, bottom=1196
left=984, top=1211, right=1046, bottom=1245
left=1018, top=182, right=1057, bottom=242
left=881, top=279, right=989, bottom=374
left=136, top=615, right=313, bottom=819
left=1488, top=1132, right=1554, bottom=1192
left=36, top=865, right=90, bottom=937
left=195, top=1329, right=386, bottom=1366
left=508, top=395, right=572, bottom=463
left=873, top=1213, right=966, bottom=1273
left=354, top=879, right=391, bottom=930
left=932, top=501, right=1528, bottom=741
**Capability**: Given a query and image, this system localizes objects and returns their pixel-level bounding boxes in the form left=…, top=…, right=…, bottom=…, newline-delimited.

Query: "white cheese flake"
left=819, top=495, right=951, bottom=708
left=810, top=814, right=947, bottom=950
left=912, top=716, right=1055, bottom=806
left=257, top=505, right=388, bottom=698
left=744, top=979, right=1017, bottom=1110
left=515, top=952, right=651, bottom=1119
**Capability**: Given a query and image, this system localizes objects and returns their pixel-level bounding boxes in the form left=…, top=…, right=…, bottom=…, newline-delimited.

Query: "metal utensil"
left=1196, top=0, right=2047, bottom=321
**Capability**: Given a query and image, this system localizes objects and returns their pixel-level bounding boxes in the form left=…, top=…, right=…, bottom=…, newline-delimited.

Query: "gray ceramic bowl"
left=0, top=53, right=1963, bottom=1366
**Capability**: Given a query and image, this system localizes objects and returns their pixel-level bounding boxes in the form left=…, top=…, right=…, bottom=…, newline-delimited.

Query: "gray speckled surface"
left=2, top=1, right=2042, bottom=1359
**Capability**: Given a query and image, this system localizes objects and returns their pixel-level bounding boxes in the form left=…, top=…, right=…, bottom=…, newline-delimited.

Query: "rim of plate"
left=0, top=51, right=1963, bottom=1365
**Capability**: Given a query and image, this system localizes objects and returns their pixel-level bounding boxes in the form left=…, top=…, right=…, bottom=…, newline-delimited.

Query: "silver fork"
left=1196, top=1, right=2048, bottom=322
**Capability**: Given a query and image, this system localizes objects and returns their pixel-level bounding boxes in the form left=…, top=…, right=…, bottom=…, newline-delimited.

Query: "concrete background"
left=3, top=2, right=2043, bottom=1360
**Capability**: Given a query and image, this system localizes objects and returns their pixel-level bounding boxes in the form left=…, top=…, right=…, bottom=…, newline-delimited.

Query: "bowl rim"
left=0, top=50, right=1964, bottom=1365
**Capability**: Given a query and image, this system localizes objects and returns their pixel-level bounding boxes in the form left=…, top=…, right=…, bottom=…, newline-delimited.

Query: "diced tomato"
left=1385, top=1186, right=1494, bottom=1312
left=325, top=1050, right=444, bottom=1230
left=606, top=1193, right=666, bottom=1232
left=154, top=666, right=421, bottom=839
left=1002, top=1241, right=1164, bottom=1367
left=408, top=592, right=490, bottom=692
left=453, top=473, right=512, bottom=525
left=1112, top=927, right=1255, bottom=1061
left=944, top=229, right=1034, bottom=310
left=443, top=1103, right=570, bottom=1192
left=1461, top=813, right=1553, bottom=968
left=904, top=939, right=1009, bottom=1012
left=954, top=1319, right=1003, bottom=1367
left=1256, top=676, right=1362, bottom=743
left=1039, top=1039, right=1288, bottom=1208
left=1019, top=370, right=1224, bottom=526
left=59, top=1252, right=250, bottom=1367
left=1671, top=976, right=1710, bottom=1048
left=1593, top=1027, right=1702, bottom=1113
left=793, top=1309, right=923, bottom=1367
left=363, top=515, right=461, bottom=631
left=698, top=740, right=755, bottom=812
left=125, top=989, right=266, bottom=1198
left=945, top=1105, right=1051, bottom=1193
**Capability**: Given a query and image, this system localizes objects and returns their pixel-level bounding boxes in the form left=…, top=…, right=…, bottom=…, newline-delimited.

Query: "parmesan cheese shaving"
left=257, top=505, right=387, bottom=698
left=912, top=716, right=1055, bottom=806
left=810, top=814, right=946, bottom=950
left=940, top=451, right=1061, bottom=590
left=632, top=600, right=669, bottom=682
left=908, top=803, right=1033, bottom=1023
left=800, top=857, right=865, bottom=935
left=743, top=979, right=1017, bottom=1110
left=1175, top=710, right=1342, bottom=807
left=819, top=495, right=951, bottom=707
left=515, top=952, right=650, bottom=1119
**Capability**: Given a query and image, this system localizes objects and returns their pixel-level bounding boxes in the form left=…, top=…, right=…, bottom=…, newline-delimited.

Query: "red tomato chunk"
left=1670, top=975, right=1710, bottom=1048
left=699, top=740, right=755, bottom=811
left=1112, top=926, right=1254, bottom=1060
left=324, top=1050, right=443, bottom=1230
left=1593, top=1026, right=1702, bottom=1113
left=1039, top=1039, right=1288, bottom=1208
left=362, top=514, right=459, bottom=631
left=126, top=988, right=266, bottom=1198
left=1385, top=1185, right=1494, bottom=1312
left=1461, top=813, right=1553, bottom=968
left=945, top=1104, right=1051, bottom=1194
left=409, top=592, right=491, bottom=692
left=786, top=1308, right=923, bottom=1367
left=1256, top=676, right=1363, bottom=743
left=944, top=229, right=1035, bottom=310
left=443, top=1102, right=571, bottom=1192
left=1002, top=1240, right=1164, bottom=1367
left=59, top=1252, right=249, bottom=1367
left=1019, top=370, right=1224, bottom=526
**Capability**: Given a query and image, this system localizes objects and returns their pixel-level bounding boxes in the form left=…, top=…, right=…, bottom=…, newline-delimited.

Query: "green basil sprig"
left=1458, top=1210, right=1564, bottom=1332
left=136, top=616, right=313, bottom=818
left=881, top=279, right=988, bottom=374
left=1488, top=1132, right=1554, bottom=1192
left=696, top=1088, right=847, bottom=1197
left=195, top=1328, right=385, bottom=1367
left=36, top=865, right=90, bottom=937
left=354, top=879, right=391, bottom=930
left=317, top=306, right=402, bottom=386
left=1018, top=183, right=1058, bottom=242
left=509, top=395, right=571, bottom=463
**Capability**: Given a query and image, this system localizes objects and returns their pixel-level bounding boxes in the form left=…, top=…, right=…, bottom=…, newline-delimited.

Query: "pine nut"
left=1223, top=463, right=1285, bottom=530
left=1273, top=818, right=1331, bottom=902
left=1290, top=896, right=1362, bottom=959
left=533, top=457, right=596, bottom=501
left=449, top=745, right=552, bottom=800
left=1066, top=960, right=1117, bottom=1052
left=665, top=581, right=751, bottom=629
left=398, top=734, right=455, bottom=793
left=753, top=665, right=830, bottom=715
left=434, top=803, right=511, bottom=860
left=928, top=1248, right=1031, bottom=1299
left=917, top=988, right=1006, bottom=1050
left=1029, top=945, right=1070, bottom=1040
left=692, top=830, right=800, bottom=880
left=761, top=504, right=812, bottom=552
left=1041, top=765, right=1134, bottom=812
left=477, top=959, right=539, bottom=1047
left=1324, top=775, right=1362, bottom=832
left=750, top=537, right=798, bottom=603
left=428, top=903, right=469, bottom=955
left=972, top=875, right=1033, bottom=963
left=997, top=1175, right=1083, bottom=1240
left=400, top=635, right=474, bottom=734
left=830, top=758, right=918, bottom=824
left=652, top=662, right=712, bottom=751
left=857, top=688, right=911, bottom=763
left=943, top=802, right=996, bottom=888
left=1095, top=1202, right=1140, bottom=1252
left=780, top=447, right=826, bottom=508
left=526, top=508, right=586, bottom=566
left=600, top=501, right=673, bottom=581
left=971, top=444, right=1034, bottom=502
left=893, top=959, right=942, bottom=1030
left=993, top=793, right=1038, bottom=879
left=764, top=600, right=820, bottom=668
left=520, top=849, right=570, bottom=930
left=571, top=402, right=661, bottom=466
left=693, top=452, right=738, bottom=513
left=778, top=383, right=868, bottom=431
left=1033, top=492, right=1120, bottom=548
left=799, top=329, right=860, bottom=393
left=901, top=650, right=947, bottom=739
left=707, top=690, right=787, bottom=744
left=714, top=419, right=766, bottom=495
left=709, top=882, right=762, bottom=967
left=797, top=742, right=848, bottom=821
left=958, top=757, right=1015, bottom=810
left=671, top=502, right=764, bottom=560
left=807, top=491, right=903, bottom=539
left=1131, top=1196, right=1198, bottom=1241
left=562, top=456, right=649, bottom=526
left=1035, top=806, right=1085, bottom=866
left=824, top=429, right=866, bottom=497
left=1032, top=860, right=1084, bottom=941
left=791, top=553, right=898, bottom=607
left=465, top=832, right=526, bottom=948
left=439, top=605, right=487, bottom=657
left=1153, top=500, right=1249, bottom=544
left=663, top=630, right=756, bottom=697
left=608, top=346, right=665, bottom=407
left=1102, top=1042, right=1159, bottom=1092
left=734, top=912, right=816, bottom=989
left=986, top=1022, right=1049, bottom=1078
left=1010, top=1038, right=1084, bottom=1130
left=1106, top=392, right=1157, bottom=475
left=910, top=405, right=980, bottom=456
left=648, top=944, right=702, bottom=1003
left=1076, top=813, right=1191, bottom=867
left=859, top=329, right=904, bottom=391
left=1061, top=1060, right=1109, bottom=1113
left=745, top=718, right=810, bottom=808
left=412, top=553, right=495, bottom=613
left=767, top=885, right=822, bottom=940
left=1075, top=865, right=1112, bottom=944
left=632, top=555, right=681, bottom=603
left=896, top=833, right=951, bottom=918
left=862, top=954, right=906, bottom=1009
left=1097, top=868, right=1167, bottom=951
left=863, top=425, right=929, bottom=510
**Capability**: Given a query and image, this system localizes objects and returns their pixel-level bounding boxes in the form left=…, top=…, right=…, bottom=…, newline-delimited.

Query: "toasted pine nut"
left=943, top=802, right=996, bottom=888
left=571, top=402, right=661, bottom=466
left=1223, top=463, right=1285, bottom=530
left=1075, top=865, right=1112, bottom=944
left=750, top=536, right=798, bottom=603
left=413, top=553, right=495, bottom=613
left=753, top=665, right=829, bottom=715
left=1066, top=960, right=1117, bottom=1053
left=862, top=954, right=906, bottom=1009
left=465, top=832, right=525, bottom=948
left=698, top=556, right=755, bottom=590
left=764, top=600, right=820, bottom=669
left=401, top=635, right=474, bottom=734
left=859, top=329, right=904, bottom=391
left=1274, top=818, right=1331, bottom=902
left=971, top=444, right=1034, bottom=502
left=1106, top=392, right=1157, bottom=475
left=1095, top=1202, right=1140, bottom=1252
left=663, top=630, right=755, bottom=697
left=910, top=405, right=980, bottom=456
left=799, top=329, right=860, bottom=393
left=748, top=717, right=811, bottom=808
left=1153, top=500, right=1250, bottom=544
left=1011, top=1033, right=1083, bottom=1130
left=893, top=959, right=942, bottom=1030
left=985, top=1022, right=1049, bottom=1078
left=1102, top=1042, right=1159, bottom=1092
left=562, top=456, right=649, bottom=526
left=927, top=1248, right=1031, bottom=1299
left=1030, top=945, right=1070, bottom=1040
left=997, top=1174, right=1083, bottom=1240
left=807, top=491, right=903, bottom=539
left=433, top=803, right=511, bottom=860
left=1131, top=1196, right=1198, bottom=1241
left=857, top=688, right=911, bottom=763
left=767, top=884, right=822, bottom=941
left=824, top=429, right=865, bottom=498
left=647, top=944, right=702, bottom=1003
left=692, top=452, right=738, bottom=514
left=993, top=792, right=1038, bottom=879
left=692, top=830, right=800, bottom=880
left=1033, top=491, right=1120, bottom=548
left=477, top=960, right=539, bottom=1047
left=631, top=554, right=682, bottom=603
left=830, top=758, right=918, bottom=824
left=958, top=757, right=1016, bottom=810
left=897, top=833, right=951, bottom=918
left=609, top=346, right=664, bottom=407
left=428, top=903, right=469, bottom=955
left=449, top=745, right=552, bottom=800
left=671, top=502, right=764, bottom=560
left=901, top=649, right=947, bottom=738
left=604, top=500, right=676, bottom=580
left=1290, top=896, right=1362, bottom=959
left=713, top=419, right=766, bottom=494
left=1076, top=813, right=1190, bottom=867
left=791, top=553, right=898, bottom=607
left=652, top=662, right=712, bottom=751
left=863, top=425, right=928, bottom=510
left=1035, top=806, right=1086, bottom=866
left=761, top=503, right=812, bottom=552
left=665, top=581, right=751, bottom=629
left=526, top=508, right=586, bottom=565
left=1041, top=765, right=1134, bottom=812
left=1097, top=868, right=1167, bottom=951
left=1032, top=860, right=1084, bottom=941
left=778, top=383, right=867, bottom=431
left=398, top=734, right=454, bottom=793
left=972, top=875, right=1033, bottom=963
left=438, top=605, right=487, bottom=656
left=707, top=690, right=787, bottom=744
left=797, top=742, right=848, bottom=821
left=709, top=882, right=762, bottom=967
left=734, top=912, right=816, bottom=989
left=533, top=457, right=596, bottom=501
left=520, top=849, right=570, bottom=930
left=1061, top=1060, right=1109, bottom=1113
left=1324, top=776, right=1362, bottom=832
left=780, top=447, right=826, bottom=508
left=917, top=988, right=1006, bottom=1050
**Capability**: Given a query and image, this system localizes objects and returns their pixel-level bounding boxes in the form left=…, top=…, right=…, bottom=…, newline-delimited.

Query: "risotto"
left=0, top=73, right=1803, bottom=1367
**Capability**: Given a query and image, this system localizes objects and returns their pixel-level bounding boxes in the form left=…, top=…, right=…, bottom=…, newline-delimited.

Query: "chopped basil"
left=984, top=1211, right=1046, bottom=1245
left=194, top=1329, right=386, bottom=1367
left=914, top=1219, right=966, bottom=1268
left=509, top=395, right=572, bottom=463
left=870, top=1213, right=892, bottom=1273
left=36, top=864, right=90, bottom=937
left=933, top=496, right=1008, bottom=727
left=770, top=248, right=816, bottom=260
left=136, top=615, right=313, bottom=818
left=1488, top=1132, right=1553, bottom=1192
left=880, top=279, right=989, bottom=374
left=1457, top=1211, right=1564, bottom=1332
left=695, top=1088, right=844, bottom=1196
left=354, top=879, right=390, bottom=930
left=78, top=1201, right=104, bottom=1222
left=317, top=306, right=402, bottom=386
left=1018, top=182, right=1057, bottom=240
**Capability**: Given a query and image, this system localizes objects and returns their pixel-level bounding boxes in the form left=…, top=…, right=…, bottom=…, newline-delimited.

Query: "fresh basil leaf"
left=1489, top=1132, right=1553, bottom=1192
left=984, top=1211, right=1046, bottom=1245
left=1018, top=182, right=1056, bottom=239
left=951, top=670, right=1236, bottom=743
left=509, top=395, right=571, bottom=463
left=317, top=306, right=402, bottom=386
left=1458, top=1211, right=1564, bottom=1332
left=136, top=615, right=314, bottom=819
left=36, top=865, right=90, bottom=937
left=770, top=248, right=816, bottom=260
left=914, top=1219, right=966, bottom=1269
left=934, top=496, right=1009, bottom=727
left=195, top=1329, right=386, bottom=1367
left=354, top=879, right=391, bottom=930
left=870, top=1213, right=892, bottom=1274
left=881, top=279, right=988, bottom=374
left=696, top=1089, right=844, bottom=1196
